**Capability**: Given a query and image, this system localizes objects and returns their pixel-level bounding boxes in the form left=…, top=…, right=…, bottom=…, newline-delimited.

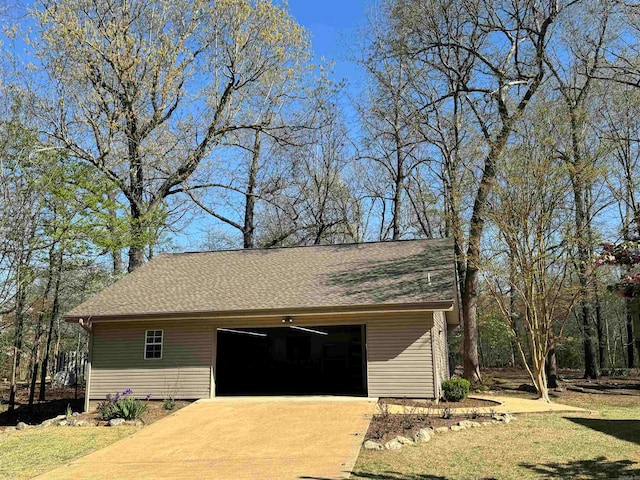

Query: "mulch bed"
left=79, top=400, right=191, bottom=427
left=365, top=414, right=471, bottom=444
left=379, top=397, right=499, bottom=409
left=370, top=397, right=499, bottom=444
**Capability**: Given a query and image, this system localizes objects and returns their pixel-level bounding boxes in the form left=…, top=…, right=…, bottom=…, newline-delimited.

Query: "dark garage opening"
left=215, top=325, right=367, bottom=396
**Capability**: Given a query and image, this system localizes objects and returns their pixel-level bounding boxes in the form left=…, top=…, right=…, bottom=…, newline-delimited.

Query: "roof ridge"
left=158, top=237, right=451, bottom=257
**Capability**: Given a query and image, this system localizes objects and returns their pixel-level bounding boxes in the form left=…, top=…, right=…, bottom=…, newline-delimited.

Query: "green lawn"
left=0, top=426, right=136, bottom=479
left=352, top=392, right=640, bottom=479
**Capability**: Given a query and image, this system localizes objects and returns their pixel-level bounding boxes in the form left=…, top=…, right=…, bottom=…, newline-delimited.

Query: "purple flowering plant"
left=97, top=388, right=148, bottom=421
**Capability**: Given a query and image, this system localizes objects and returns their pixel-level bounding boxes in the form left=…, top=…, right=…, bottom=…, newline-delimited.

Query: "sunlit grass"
left=0, top=426, right=136, bottom=480
left=353, top=392, right=640, bottom=479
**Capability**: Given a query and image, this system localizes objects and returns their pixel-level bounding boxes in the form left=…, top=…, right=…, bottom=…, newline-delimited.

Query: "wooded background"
left=2, top=0, right=640, bottom=405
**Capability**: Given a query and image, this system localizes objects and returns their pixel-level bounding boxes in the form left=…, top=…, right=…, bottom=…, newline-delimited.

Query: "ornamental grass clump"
left=97, top=389, right=147, bottom=421
left=442, top=378, right=471, bottom=402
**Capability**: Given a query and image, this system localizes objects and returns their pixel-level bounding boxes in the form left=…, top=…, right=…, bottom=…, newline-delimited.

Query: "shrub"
left=97, top=389, right=147, bottom=421
left=442, top=377, right=471, bottom=402
left=163, top=397, right=176, bottom=411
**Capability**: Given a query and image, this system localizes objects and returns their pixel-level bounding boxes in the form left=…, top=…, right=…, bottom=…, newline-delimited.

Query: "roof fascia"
left=64, top=301, right=455, bottom=323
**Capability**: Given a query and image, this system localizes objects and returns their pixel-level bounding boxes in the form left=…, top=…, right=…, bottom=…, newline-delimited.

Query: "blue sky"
left=0, top=1, right=376, bottom=251
left=288, top=0, right=371, bottom=90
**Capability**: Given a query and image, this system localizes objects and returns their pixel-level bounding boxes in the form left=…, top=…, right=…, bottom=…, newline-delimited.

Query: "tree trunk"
left=243, top=131, right=261, bottom=249
left=113, top=250, right=123, bottom=274
left=127, top=214, right=145, bottom=272
left=546, top=347, right=558, bottom=389
left=8, top=270, right=30, bottom=412
left=594, top=291, right=605, bottom=370
left=128, top=245, right=145, bottom=272
left=107, top=191, right=123, bottom=274
left=27, top=342, right=40, bottom=408
left=39, top=248, right=63, bottom=401
left=568, top=108, right=599, bottom=380
left=534, top=361, right=550, bottom=403
left=8, top=342, right=20, bottom=412
left=392, top=156, right=403, bottom=241
left=581, top=302, right=599, bottom=379
left=627, top=302, right=635, bottom=368
left=462, top=267, right=481, bottom=383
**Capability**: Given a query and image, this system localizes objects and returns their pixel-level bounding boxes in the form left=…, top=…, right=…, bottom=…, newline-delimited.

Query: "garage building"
left=64, top=238, right=459, bottom=411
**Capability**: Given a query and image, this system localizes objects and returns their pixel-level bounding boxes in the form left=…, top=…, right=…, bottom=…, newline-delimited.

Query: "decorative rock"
left=58, top=420, right=68, bottom=427
left=458, top=420, right=474, bottom=428
left=384, top=439, right=403, bottom=450
left=72, top=412, right=80, bottom=417
left=450, top=425, right=466, bottom=432
left=469, top=421, right=482, bottom=428
left=16, top=422, right=28, bottom=430
left=492, top=413, right=516, bottom=424
left=124, top=420, right=144, bottom=427
left=434, top=426, right=449, bottom=433
left=395, top=435, right=414, bottom=445
left=481, top=421, right=493, bottom=427
left=363, top=440, right=384, bottom=451
left=54, top=415, right=66, bottom=421
left=73, top=420, right=88, bottom=427
left=413, top=428, right=432, bottom=443
left=108, top=418, right=126, bottom=426
left=52, top=370, right=76, bottom=387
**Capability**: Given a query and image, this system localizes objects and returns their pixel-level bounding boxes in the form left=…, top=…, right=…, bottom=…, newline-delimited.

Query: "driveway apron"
left=36, top=398, right=376, bottom=480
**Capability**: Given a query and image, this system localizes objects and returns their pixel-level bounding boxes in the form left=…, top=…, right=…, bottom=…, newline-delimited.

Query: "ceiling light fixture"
left=290, top=326, right=328, bottom=336
left=218, top=328, right=266, bottom=337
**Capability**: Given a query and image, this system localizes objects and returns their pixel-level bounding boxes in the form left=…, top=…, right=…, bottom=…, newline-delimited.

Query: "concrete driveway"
left=37, top=397, right=376, bottom=480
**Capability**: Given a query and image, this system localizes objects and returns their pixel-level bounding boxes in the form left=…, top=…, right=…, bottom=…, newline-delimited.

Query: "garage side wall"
left=366, top=314, right=435, bottom=398
left=90, top=321, right=213, bottom=400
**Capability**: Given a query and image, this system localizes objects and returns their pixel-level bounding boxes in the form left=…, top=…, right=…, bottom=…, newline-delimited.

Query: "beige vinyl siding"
left=366, top=315, right=434, bottom=398
left=89, top=311, right=440, bottom=401
left=90, top=321, right=212, bottom=400
left=432, top=311, right=450, bottom=398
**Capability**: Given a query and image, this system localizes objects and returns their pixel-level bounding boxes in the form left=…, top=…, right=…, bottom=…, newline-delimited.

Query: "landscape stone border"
left=363, top=413, right=517, bottom=451
left=1, top=412, right=143, bottom=434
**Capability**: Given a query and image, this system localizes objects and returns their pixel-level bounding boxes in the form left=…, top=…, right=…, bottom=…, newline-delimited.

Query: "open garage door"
left=215, top=325, right=367, bottom=396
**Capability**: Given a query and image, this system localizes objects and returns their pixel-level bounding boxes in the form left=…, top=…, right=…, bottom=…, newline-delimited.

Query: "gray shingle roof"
left=65, top=238, right=456, bottom=320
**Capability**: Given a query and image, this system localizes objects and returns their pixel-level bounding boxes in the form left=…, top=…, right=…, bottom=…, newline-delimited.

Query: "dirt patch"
left=380, top=397, right=499, bottom=409
left=0, top=386, right=85, bottom=427
left=482, top=367, right=640, bottom=399
left=0, top=385, right=190, bottom=428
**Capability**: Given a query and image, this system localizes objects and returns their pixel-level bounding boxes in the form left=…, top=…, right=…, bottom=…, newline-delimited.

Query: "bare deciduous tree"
left=34, top=0, right=310, bottom=271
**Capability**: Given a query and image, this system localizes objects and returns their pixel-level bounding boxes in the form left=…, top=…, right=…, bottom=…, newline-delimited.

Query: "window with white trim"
left=145, top=330, right=163, bottom=360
